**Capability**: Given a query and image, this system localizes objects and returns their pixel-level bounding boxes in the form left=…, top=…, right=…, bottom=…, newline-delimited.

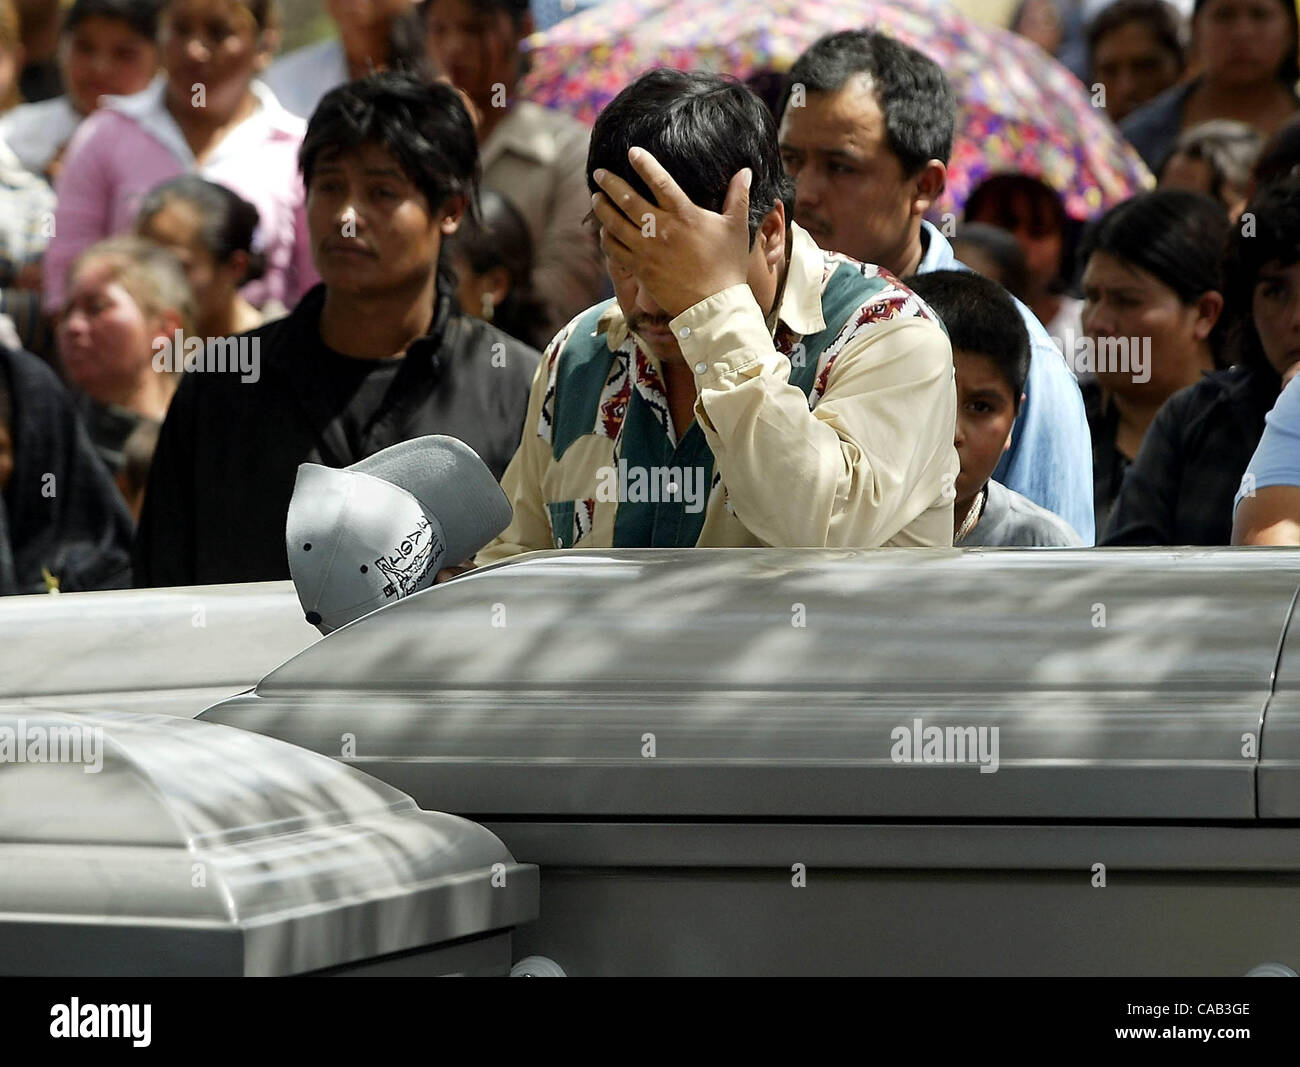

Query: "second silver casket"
left=0, top=710, right=537, bottom=975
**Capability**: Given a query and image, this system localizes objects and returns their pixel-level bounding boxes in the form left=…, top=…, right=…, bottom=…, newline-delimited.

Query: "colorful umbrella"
left=519, top=0, right=1154, bottom=220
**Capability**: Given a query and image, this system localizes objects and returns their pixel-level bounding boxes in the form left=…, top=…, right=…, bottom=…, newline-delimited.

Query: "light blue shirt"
left=532, top=0, right=608, bottom=30
left=916, top=220, right=1096, bottom=544
left=262, top=38, right=348, bottom=120
left=1235, top=377, right=1300, bottom=511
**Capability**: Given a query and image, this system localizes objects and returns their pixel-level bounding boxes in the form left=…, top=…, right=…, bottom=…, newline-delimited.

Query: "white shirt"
left=0, top=95, right=81, bottom=175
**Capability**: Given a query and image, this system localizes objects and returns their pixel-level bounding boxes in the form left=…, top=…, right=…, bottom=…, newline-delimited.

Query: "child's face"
left=61, top=15, right=159, bottom=116
left=952, top=348, right=1016, bottom=508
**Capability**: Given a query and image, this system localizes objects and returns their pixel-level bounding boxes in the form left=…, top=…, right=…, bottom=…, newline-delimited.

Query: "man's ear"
left=439, top=193, right=469, bottom=235
left=759, top=201, right=786, bottom=268
left=910, top=160, right=948, bottom=218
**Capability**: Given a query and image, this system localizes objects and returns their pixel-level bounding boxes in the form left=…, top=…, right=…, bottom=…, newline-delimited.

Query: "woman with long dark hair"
left=1077, top=190, right=1230, bottom=535
left=1104, top=179, right=1300, bottom=544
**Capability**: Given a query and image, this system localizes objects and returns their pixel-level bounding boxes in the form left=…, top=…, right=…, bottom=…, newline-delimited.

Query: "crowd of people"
left=0, top=0, right=1298, bottom=595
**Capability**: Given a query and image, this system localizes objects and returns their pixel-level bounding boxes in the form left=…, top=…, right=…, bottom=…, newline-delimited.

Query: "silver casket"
left=201, top=547, right=1300, bottom=976
left=0, top=710, right=538, bottom=975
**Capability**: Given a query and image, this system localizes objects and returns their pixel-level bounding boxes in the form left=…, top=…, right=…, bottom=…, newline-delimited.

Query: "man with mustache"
left=776, top=30, right=1095, bottom=543
left=462, top=69, right=957, bottom=567
left=134, top=73, right=539, bottom=586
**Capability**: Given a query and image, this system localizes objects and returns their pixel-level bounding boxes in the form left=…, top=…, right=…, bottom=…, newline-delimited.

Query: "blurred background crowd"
left=1, top=0, right=1299, bottom=593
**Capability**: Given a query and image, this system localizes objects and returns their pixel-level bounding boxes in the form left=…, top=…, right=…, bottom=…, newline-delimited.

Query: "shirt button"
left=694, top=361, right=708, bottom=374
left=678, top=326, right=691, bottom=339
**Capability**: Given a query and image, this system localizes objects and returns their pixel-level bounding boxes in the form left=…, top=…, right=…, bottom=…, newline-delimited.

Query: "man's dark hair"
left=1086, top=0, right=1186, bottom=73
left=64, top=0, right=160, bottom=41
left=300, top=72, right=480, bottom=218
left=778, top=30, right=956, bottom=173
left=587, top=69, right=794, bottom=246
left=905, top=269, right=1030, bottom=411
left=1078, top=188, right=1230, bottom=365
left=1221, top=178, right=1300, bottom=380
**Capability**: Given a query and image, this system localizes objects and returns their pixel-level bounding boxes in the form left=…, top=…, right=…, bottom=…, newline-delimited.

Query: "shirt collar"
left=102, top=74, right=302, bottom=166
left=594, top=221, right=828, bottom=353
left=773, top=221, right=826, bottom=337
left=480, top=101, right=563, bottom=170
left=917, top=219, right=957, bottom=273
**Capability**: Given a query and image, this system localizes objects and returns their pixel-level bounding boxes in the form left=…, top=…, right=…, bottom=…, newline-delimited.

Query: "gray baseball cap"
left=286, top=436, right=511, bottom=634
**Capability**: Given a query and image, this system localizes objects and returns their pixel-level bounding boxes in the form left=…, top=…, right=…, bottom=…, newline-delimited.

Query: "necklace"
left=954, top=486, right=986, bottom=544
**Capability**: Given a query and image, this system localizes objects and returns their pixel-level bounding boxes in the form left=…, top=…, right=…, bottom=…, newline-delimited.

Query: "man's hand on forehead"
left=591, top=146, right=754, bottom=318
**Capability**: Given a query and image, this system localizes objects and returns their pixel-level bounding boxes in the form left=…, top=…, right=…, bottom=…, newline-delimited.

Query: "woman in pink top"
left=44, top=0, right=318, bottom=314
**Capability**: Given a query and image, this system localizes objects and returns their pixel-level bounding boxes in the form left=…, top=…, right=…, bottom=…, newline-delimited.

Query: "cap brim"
left=349, top=436, right=511, bottom=567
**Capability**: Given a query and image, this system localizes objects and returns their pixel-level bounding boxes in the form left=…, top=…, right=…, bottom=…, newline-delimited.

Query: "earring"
left=481, top=293, right=495, bottom=321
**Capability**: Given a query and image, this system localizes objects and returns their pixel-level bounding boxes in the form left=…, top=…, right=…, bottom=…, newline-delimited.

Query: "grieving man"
left=135, top=73, right=539, bottom=586
left=777, top=30, right=1096, bottom=543
left=473, top=69, right=958, bottom=564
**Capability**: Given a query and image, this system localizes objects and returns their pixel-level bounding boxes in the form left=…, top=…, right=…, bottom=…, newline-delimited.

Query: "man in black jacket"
left=134, top=73, right=540, bottom=586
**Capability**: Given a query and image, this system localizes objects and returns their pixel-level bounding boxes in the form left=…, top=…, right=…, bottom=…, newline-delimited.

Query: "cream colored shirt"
left=478, top=223, right=958, bottom=561
left=480, top=101, right=605, bottom=334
